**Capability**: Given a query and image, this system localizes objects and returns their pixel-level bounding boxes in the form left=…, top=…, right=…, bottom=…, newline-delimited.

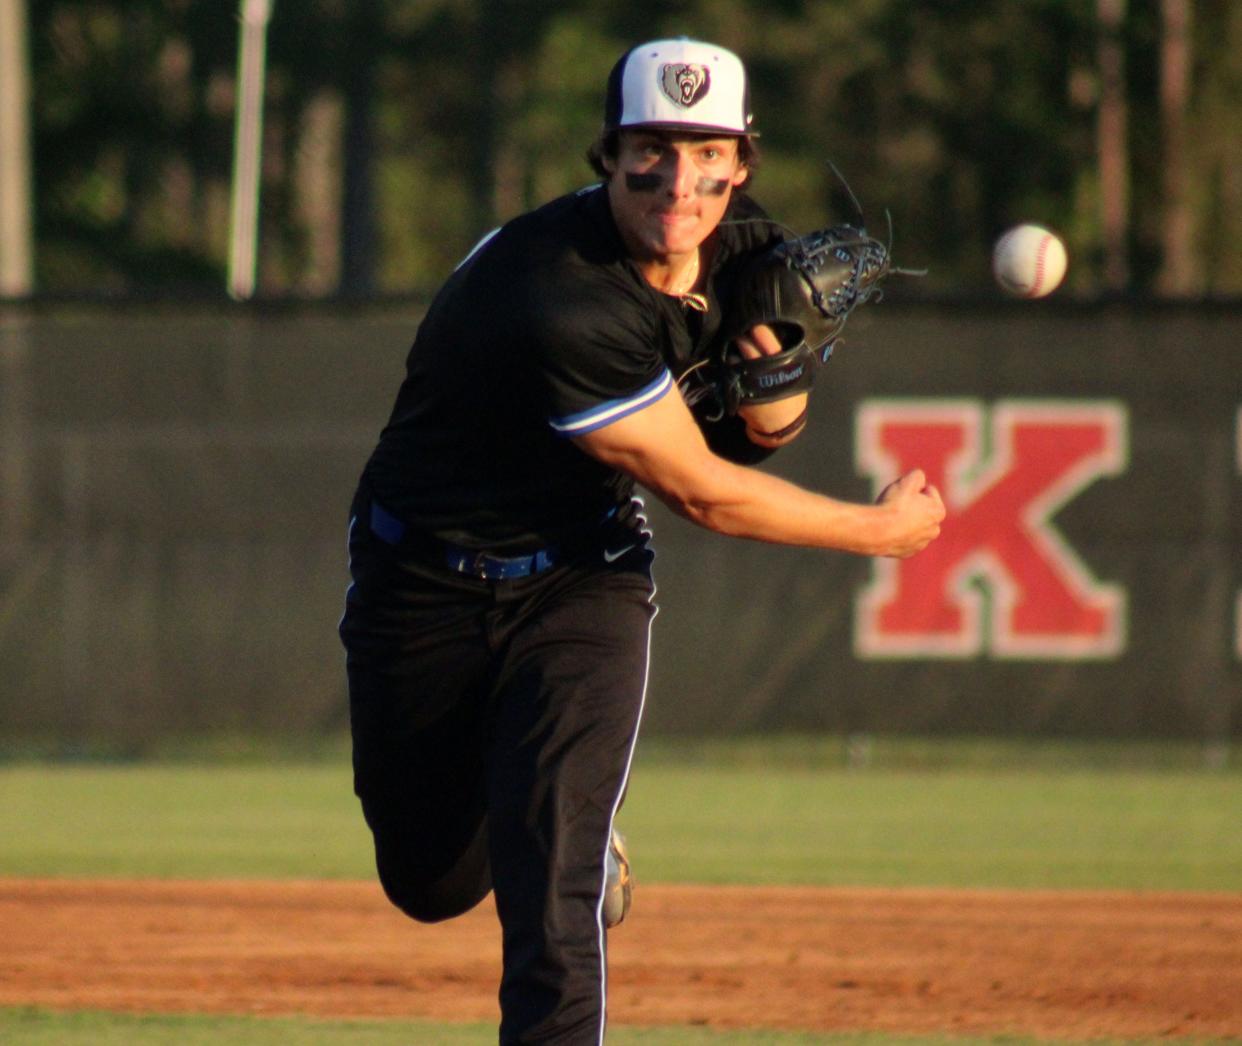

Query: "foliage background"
left=25, top=0, right=1242, bottom=300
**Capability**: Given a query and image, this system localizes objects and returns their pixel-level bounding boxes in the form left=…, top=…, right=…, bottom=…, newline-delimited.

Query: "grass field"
left=1, top=738, right=1238, bottom=889
left=2, top=736, right=1239, bottom=1044
left=2, top=1006, right=1230, bottom=1046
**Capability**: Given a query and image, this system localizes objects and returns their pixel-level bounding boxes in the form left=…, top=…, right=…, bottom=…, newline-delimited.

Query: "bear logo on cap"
left=660, top=63, right=710, bottom=108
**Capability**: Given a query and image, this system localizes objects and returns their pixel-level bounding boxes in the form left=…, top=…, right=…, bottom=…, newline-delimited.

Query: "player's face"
left=605, top=131, right=749, bottom=263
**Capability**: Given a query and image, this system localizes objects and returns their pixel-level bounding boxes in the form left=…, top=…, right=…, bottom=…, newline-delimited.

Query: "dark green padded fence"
left=1, top=303, right=1238, bottom=748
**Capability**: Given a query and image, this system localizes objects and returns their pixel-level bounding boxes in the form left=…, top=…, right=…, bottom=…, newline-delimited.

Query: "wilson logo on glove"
left=758, top=364, right=806, bottom=389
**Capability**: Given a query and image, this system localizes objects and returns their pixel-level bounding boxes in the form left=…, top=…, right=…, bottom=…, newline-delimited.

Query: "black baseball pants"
left=339, top=491, right=655, bottom=1044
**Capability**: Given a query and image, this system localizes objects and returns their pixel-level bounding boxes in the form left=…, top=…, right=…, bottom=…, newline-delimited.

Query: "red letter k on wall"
left=855, top=400, right=1128, bottom=659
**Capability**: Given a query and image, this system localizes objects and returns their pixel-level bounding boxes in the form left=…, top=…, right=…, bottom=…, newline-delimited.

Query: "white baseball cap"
left=603, top=38, right=756, bottom=136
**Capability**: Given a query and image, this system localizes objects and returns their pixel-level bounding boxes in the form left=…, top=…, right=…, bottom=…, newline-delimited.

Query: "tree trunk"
left=1156, top=0, right=1196, bottom=296
left=1097, top=0, right=1130, bottom=292
left=339, top=1, right=380, bottom=297
left=296, top=89, right=344, bottom=296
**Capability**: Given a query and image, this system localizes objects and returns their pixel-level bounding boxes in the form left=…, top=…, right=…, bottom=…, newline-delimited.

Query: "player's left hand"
left=735, top=324, right=809, bottom=446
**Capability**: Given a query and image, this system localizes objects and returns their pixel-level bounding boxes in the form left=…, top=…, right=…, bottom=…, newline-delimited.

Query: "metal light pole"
left=0, top=0, right=34, bottom=297
left=227, top=0, right=273, bottom=300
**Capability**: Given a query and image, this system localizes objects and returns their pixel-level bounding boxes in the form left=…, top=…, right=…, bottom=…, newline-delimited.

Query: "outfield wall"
left=0, top=303, right=1238, bottom=748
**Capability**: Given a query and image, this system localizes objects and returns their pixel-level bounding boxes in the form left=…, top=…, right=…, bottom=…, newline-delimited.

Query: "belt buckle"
left=475, top=552, right=530, bottom=580
left=472, top=552, right=504, bottom=580
left=450, top=548, right=542, bottom=580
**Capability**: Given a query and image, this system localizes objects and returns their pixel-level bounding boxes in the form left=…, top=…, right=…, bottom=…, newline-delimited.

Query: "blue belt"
left=443, top=545, right=560, bottom=580
left=369, top=500, right=560, bottom=580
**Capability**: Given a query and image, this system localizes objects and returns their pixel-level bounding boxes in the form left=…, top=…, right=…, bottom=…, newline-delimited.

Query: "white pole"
left=0, top=0, right=34, bottom=297
left=227, top=0, right=273, bottom=300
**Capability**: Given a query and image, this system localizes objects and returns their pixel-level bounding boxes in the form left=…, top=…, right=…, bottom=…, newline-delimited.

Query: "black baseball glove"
left=681, top=224, right=893, bottom=417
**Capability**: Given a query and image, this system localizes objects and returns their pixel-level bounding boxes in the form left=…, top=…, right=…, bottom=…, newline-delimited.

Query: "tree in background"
left=18, top=0, right=1242, bottom=299
left=32, top=0, right=234, bottom=289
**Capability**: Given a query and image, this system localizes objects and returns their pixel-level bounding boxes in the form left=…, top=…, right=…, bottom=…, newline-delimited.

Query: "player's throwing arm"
left=576, top=389, right=944, bottom=559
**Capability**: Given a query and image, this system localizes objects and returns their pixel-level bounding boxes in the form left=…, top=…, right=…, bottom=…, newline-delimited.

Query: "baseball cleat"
left=603, top=829, right=632, bottom=929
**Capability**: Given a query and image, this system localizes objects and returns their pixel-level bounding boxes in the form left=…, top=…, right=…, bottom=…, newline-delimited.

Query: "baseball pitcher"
left=339, top=37, right=943, bottom=1045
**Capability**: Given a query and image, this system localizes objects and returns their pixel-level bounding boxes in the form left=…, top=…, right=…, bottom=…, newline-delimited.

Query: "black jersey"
left=362, top=184, right=780, bottom=552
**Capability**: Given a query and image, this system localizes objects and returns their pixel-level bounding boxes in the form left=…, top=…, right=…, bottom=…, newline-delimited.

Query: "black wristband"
left=746, top=405, right=809, bottom=441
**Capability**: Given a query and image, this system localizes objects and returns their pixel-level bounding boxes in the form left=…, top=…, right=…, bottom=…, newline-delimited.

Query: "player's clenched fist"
left=873, top=468, right=945, bottom=558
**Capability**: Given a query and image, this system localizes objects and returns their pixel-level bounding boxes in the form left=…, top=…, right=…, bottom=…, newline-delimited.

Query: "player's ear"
left=729, top=140, right=750, bottom=187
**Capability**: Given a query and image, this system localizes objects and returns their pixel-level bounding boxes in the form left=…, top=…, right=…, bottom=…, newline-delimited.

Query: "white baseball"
left=992, top=224, right=1068, bottom=298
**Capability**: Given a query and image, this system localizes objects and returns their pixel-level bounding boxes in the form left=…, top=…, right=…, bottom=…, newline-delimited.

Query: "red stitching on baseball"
left=1032, top=234, right=1050, bottom=297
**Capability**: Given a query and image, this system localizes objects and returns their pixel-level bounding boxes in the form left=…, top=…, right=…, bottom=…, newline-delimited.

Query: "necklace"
left=673, top=251, right=701, bottom=295
left=672, top=252, right=707, bottom=311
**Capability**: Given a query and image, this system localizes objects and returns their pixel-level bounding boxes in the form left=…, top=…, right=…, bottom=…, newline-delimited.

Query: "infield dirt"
left=2, top=879, right=1239, bottom=1040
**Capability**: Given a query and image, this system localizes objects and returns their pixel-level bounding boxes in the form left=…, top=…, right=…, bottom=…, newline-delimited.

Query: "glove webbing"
left=788, top=230, right=889, bottom=333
